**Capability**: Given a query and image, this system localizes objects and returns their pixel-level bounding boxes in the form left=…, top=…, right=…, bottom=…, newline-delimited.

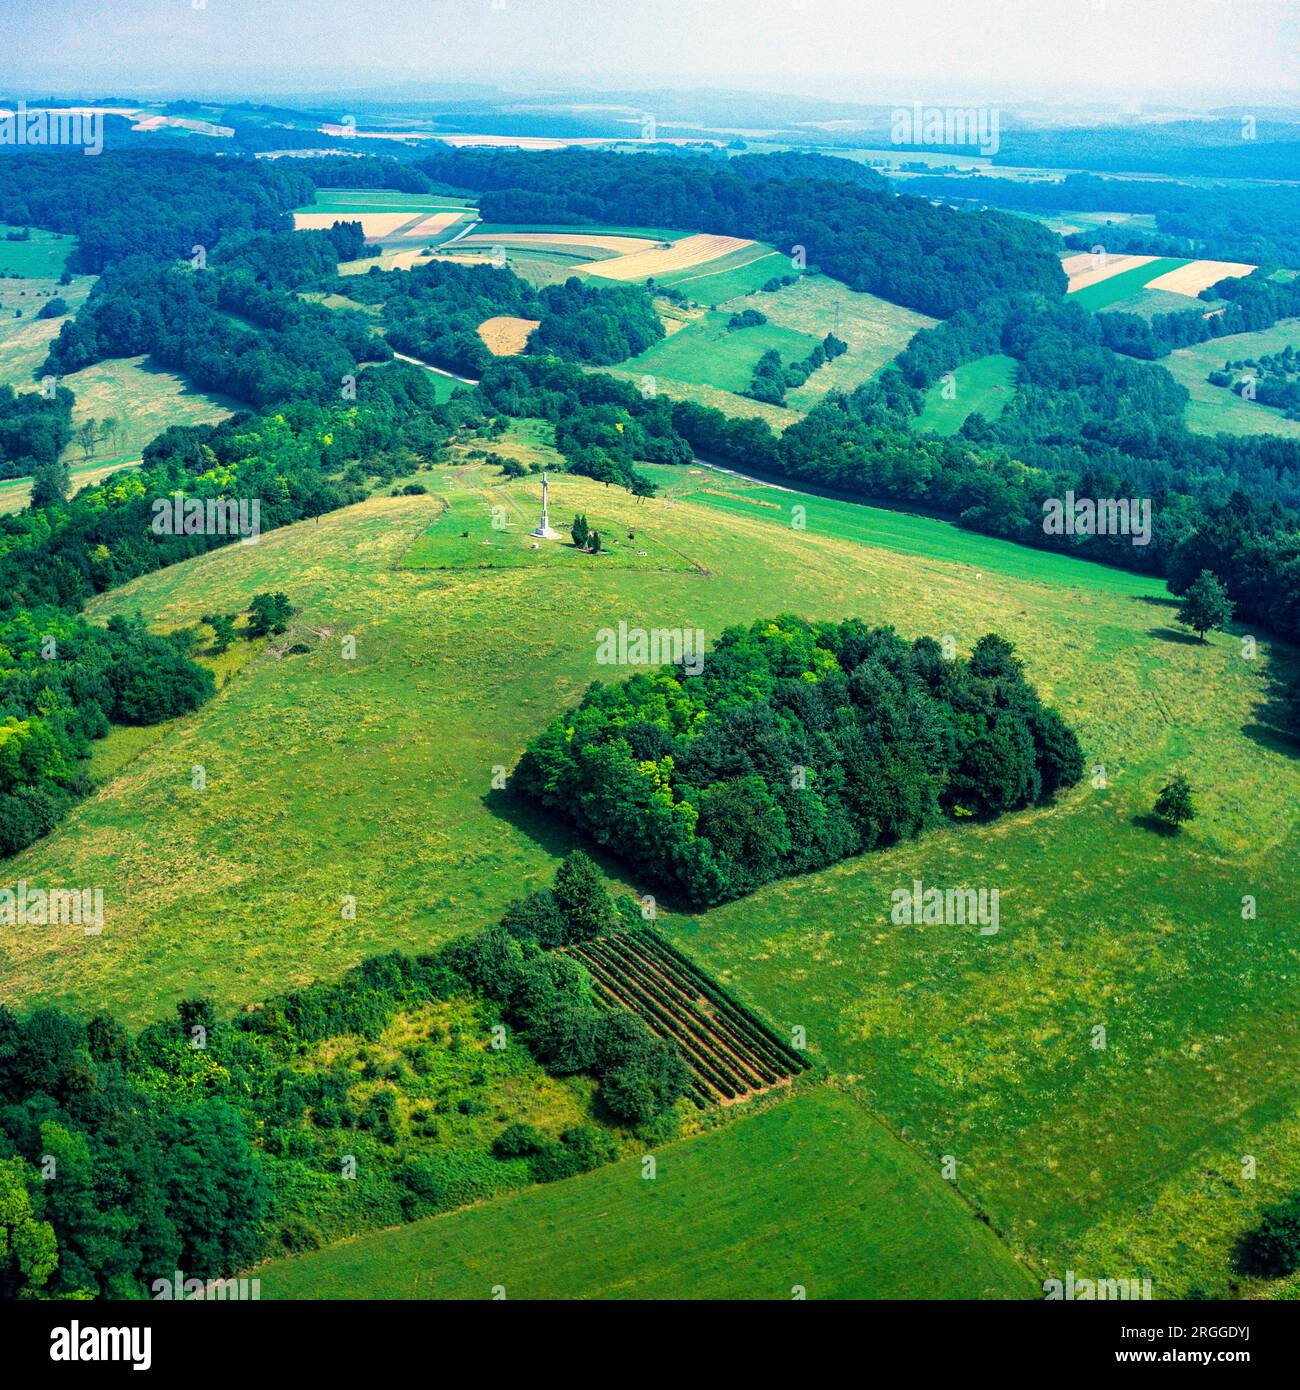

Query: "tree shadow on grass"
left=1243, top=659, right=1300, bottom=761
left=1133, top=593, right=1181, bottom=610
left=1147, top=626, right=1203, bottom=646
left=481, top=786, right=696, bottom=915
left=1131, top=812, right=1179, bottom=837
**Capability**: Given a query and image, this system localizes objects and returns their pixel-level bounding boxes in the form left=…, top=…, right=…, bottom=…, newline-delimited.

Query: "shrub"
left=492, top=1122, right=546, bottom=1159
left=1236, top=1194, right=1300, bottom=1278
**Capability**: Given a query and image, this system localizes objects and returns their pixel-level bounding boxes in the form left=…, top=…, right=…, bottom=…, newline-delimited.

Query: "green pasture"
left=0, top=224, right=76, bottom=278
left=257, top=1087, right=1036, bottom=1299
left=2, top=444, right=1296, bottom=1299
left=1163, top=317, right=1300, bottom=440
left=913, top=353, right=1018, bottom=435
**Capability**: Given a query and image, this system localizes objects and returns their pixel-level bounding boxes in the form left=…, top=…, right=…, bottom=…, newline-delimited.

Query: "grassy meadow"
left=1163, top=318, right=1300, bottom=440
left=653, top=243, right=792, bottom=302
left=1, top=446, right=1297, bottom=1298
left=58, top=354, right=243, bottom=464
left=257, top=1086, right=1037, bottom=1299
left=608, top=270, right=927, bottom=422
left=0, top=272, right=95, bottom=390
left=0, top=224, right=76, bottom=278
left=912, top=352, right=1018, bottom=435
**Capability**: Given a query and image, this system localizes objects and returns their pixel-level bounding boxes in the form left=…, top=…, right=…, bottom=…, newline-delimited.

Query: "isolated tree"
left=29, top=458, right=71, bottom=511
left=247, top=592, right=294, bottom=637
left=1153, top=773, right=1196, bottom=829
left=209, top=615, right=237, bottom=654
left=1178, top=569, right=1234, bottom=642
left=570, top=513, right=589, bottom=549
left=552, top=851, right=615, bottom=941
left=587, top=529, right=602, bottom=554
left=75, top=419, right=98, bottom=462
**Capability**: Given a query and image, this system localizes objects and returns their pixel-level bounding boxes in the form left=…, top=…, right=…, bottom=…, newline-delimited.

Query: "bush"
left=552, top=851, right=616, bottom=941
left=492, top=1122, right=546, bottom=1158
left=1236, top=1194, right=1300, bottom=1278
left=499, top=888, right=570, bottom=949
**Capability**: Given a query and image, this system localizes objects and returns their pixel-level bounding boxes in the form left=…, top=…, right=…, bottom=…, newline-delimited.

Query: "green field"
left=655, top=243, right=792, bottom=302
left=58, top=354, right=242, bottom=464
left=750, top=275, right=934, bottom=408
left=1034, top=210, right=1159, bottom=238
left=400, top=473, right=697, bottom=572
left=302, top=189, right=478, bottom=215
left=621, top=311, right=821, bottom=396
left=0, top=224, right=76, bottom=277
left=651, top=465, right=1159, bottom=593
left=913, top=353, right=1018, bottom=435
left=1069, top=257, right=1189, bottom=312
left=3, top=445, right=1298, bottom=1299
left=1099, top=287, right=1205, bottom=321
left=1163, top=317, right=1300, bottom=440
left=603, top=271, right=928, bottom=421
left=596, top=363, right=801, bottom=430
left=257, top=1087, right=1036, bottom=1299
left=0, top=273, right=95, bottom=389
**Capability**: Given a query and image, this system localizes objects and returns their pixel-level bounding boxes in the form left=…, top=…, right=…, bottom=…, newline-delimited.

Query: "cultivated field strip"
left=564, top=929, right=811, bottom=1105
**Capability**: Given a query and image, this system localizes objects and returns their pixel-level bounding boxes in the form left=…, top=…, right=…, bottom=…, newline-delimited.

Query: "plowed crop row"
left=564, top=929, right=811, bottom=1105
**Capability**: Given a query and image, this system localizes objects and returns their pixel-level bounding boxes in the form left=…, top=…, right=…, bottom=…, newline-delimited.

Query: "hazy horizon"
left=5, top=0, right=1297, bottom=109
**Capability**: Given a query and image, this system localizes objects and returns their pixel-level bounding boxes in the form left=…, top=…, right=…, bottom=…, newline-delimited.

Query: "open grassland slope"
left=2, top=455, right=1296, bottom=1297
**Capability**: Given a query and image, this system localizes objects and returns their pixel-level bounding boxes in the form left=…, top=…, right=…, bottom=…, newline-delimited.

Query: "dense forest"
left=41, top=226, right=387, bottom=407
left=902, top=171, right=1300, bottom=269
left=0, top=382, right=74, bottom=480
left=336, top=259, right=663, bottom=377
left=0, top=855, right=688, bottom=1298
left=0, top=150, right=313, bottom=272
left=515, top=617, right=1083, bottom=906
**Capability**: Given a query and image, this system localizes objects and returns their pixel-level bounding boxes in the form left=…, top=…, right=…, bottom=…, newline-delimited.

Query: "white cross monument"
left=531, top=471, right=562, bottom=540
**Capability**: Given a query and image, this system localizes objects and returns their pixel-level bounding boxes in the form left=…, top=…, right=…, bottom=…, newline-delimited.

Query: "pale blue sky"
left=5, top=0, right=1296, bottom=106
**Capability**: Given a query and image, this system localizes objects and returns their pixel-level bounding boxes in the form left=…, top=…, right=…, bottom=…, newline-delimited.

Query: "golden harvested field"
left=391, top=212, right=463, bottom=241
left=1143, top=258, right=1256, bottom=297
left=1062, top=252, right=1156, bottom=293
left=131, top=114, right=233, bottom=136
left=338, top=248, right=435, bottom=275
left=476, top=315, right=541, bottom=355
left=584, top=234, right=755, bottom=282
left=293, top=211, right=425, bottom=238
left=456, top=231, right=660, bottom=255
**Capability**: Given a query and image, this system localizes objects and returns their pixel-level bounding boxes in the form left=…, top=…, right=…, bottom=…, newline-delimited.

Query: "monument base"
left=531, top=526, right=562, bottom=540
